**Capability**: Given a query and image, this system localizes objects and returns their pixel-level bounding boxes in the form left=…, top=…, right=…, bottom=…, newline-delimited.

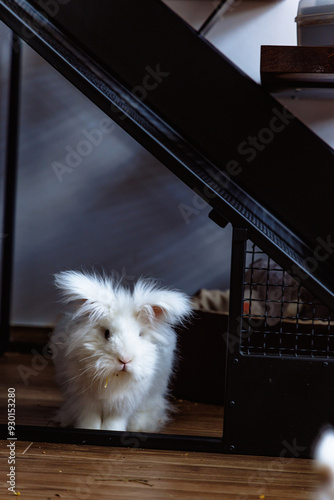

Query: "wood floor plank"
left=0, top=441, right=321, bottom=499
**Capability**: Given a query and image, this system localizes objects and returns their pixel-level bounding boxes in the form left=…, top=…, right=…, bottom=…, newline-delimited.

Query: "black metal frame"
left=1, top=0, right=334, bottom=457
left=1, top=426, right=225, bottom=453
left=224, top=229, right=334, bottom=458
left=0, top=32, right=21, bottom=352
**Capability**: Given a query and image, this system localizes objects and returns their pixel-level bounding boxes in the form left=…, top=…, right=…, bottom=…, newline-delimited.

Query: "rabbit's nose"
left=118, top=357, right=132, bottom=365
left=118, top=358, right=132, bottom=372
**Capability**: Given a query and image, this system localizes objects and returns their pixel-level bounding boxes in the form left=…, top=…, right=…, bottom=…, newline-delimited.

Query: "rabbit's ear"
left=149, top=295, right=192, bottom=324
left=54, top=271, right=114, bottom=320
left=55, top=271, right=104, bottom=302
left=134, top=281, right=192, bottom=326
left=137, top=304, right=164, bottom=324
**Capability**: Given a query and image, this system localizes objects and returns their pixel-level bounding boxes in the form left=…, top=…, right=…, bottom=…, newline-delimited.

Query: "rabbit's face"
left=53, top=271, right=192, bottom=391
left=74, top=310, right=160, bottom=386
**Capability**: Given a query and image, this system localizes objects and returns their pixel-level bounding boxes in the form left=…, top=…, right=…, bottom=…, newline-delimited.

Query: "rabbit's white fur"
left=50, top=271, right=192, bottom=432
left=314, top=429, right=334, bottom=500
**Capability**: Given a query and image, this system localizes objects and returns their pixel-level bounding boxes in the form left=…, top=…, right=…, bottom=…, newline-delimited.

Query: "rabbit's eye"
left=104, top=329, right=111, bottom=340
left=139, top=330, right=144, bottom=337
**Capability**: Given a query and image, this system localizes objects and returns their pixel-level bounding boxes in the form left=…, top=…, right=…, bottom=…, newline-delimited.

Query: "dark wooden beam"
left=261, top=45, right=334, bottom=89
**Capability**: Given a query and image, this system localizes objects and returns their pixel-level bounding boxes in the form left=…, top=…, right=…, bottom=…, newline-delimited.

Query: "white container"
left=296, top=0, right=334, bottom=45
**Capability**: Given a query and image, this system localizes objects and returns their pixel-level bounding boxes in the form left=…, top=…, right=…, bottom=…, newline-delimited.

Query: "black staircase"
left=1, top=0, right=334, bottom=457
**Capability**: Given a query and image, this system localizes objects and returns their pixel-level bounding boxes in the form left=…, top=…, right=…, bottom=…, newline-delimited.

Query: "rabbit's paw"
left=75, top=413, right=102, bottom=430
left=101, top=415, right=128, bottom=432
left=128, top=401, right=170, bottom=433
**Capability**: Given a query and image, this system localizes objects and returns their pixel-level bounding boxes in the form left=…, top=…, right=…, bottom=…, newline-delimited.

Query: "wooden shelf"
left=261, top=45, right=334, bottom=92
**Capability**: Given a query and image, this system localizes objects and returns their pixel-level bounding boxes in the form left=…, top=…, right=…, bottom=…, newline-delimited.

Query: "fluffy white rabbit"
left=50, top=271, right=192, bottom=432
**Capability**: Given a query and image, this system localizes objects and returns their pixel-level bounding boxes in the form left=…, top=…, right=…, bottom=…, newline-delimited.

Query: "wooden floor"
left=0, top=351, right=224, bottom=437
left=0, top=440, right=322, bottom=499
left=0, top=351, right=324, bottom=499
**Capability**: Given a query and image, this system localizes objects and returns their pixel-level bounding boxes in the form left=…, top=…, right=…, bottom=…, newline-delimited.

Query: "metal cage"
left=242, top=241, right=334, bottom=359
left=223, top=229, right=334, bottom=458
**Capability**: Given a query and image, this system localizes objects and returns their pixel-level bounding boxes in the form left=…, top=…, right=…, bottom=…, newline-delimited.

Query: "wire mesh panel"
left=241, top=241, right=334, bottom=358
